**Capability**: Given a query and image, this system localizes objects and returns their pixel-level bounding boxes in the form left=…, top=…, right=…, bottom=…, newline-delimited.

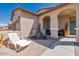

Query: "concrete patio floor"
left=0, top=38, right=58, bottom=56
left=0, top=37, right=77, bottom=56
left=42, top=38, right=76, bottom=56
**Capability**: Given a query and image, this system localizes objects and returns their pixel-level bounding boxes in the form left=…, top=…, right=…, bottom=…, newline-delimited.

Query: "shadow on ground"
left=32, top=37, right=78, bottom=49
left=31, top=37, right=58, bottom=48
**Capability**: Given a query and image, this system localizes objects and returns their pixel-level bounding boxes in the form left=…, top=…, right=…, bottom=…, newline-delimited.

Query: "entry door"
left=70, top=20, right=76, bottom=35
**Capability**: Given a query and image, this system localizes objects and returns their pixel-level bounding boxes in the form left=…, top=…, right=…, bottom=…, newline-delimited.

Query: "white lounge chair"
left=7, top=33, right=31, bottom=52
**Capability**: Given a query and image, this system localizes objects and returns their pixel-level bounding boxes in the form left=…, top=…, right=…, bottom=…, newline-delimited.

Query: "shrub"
left=0, top=33, right=3, bottom=41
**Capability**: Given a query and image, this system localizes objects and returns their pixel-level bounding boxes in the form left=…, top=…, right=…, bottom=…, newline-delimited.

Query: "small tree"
left=0, top=33, right=3, bottom=41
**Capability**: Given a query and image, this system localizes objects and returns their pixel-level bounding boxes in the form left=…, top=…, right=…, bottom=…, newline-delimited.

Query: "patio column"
left=74, top=6, right=79, bottom=56
left=76, top=7, right=79, bottom=43
left=50, top=15, right=58, bottom=38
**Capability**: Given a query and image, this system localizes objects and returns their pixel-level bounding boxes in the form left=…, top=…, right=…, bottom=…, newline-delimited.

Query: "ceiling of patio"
left=58, top=9, right=76, bottom=18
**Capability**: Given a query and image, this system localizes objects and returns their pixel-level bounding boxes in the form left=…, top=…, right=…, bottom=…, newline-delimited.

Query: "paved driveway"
left=42, top=38, right=76, bottom=56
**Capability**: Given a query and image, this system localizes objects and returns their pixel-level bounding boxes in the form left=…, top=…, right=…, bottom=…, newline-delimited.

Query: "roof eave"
left=37, top=3, right=70, bottom=16
left=13, top=7, right=37, bottom=16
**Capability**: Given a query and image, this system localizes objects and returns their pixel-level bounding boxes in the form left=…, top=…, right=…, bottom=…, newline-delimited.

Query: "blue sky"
left=0, top=3, right=59, bottom=26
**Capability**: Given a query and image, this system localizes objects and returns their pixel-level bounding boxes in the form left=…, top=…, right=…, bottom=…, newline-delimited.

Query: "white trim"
left=75, top=28, right=79, bottom=30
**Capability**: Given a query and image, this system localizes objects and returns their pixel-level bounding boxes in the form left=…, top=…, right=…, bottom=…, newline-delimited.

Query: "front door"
left=70, top=20, right=76, bottom=35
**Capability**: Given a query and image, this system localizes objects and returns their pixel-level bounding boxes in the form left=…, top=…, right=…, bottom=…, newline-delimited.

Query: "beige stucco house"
left=8, top=3, right=79, bottom=42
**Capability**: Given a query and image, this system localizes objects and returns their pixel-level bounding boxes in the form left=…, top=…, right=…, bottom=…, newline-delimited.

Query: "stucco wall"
left=11, top=9, right=38, bottom=38
left=38, top=4, right=77, bottom=38
left=20, top=17, right=35, bottom=38
left=11, top=9, right=21, bottom=31
left=76, top=4, right=79, bottom=43
left=12, top=10, right=21, bottom=22
left=14, top=20, right=20, bottom=31
left=21, top=10, right=38, bottom=30
left=59, top=17, right=69, bottom=30
left=11, top=20, right=20, bottom=31
left=20, top=11, right=38, bottom=37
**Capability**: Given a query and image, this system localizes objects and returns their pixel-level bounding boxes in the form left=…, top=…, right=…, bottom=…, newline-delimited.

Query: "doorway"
left=43, top=16, right=51, bottom=35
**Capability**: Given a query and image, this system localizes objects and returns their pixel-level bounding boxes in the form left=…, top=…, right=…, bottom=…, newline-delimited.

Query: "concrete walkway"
left=42, top=38, right=76, bottom=56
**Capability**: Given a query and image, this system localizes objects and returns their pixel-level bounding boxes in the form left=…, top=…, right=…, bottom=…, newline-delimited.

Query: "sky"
left=0, top=3, right=59, bottom=26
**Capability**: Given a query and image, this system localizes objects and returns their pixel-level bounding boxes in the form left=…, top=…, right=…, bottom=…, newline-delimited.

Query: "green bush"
left=0, top=33, right=3, bottom=41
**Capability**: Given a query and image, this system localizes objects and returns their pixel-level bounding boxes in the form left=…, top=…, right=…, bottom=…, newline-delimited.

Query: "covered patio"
left=58, top=8, right=76, bottom=37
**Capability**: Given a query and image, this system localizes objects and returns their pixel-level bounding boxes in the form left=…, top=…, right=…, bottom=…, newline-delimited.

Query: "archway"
left=58, top=8, right=76, bottom=37
left=43, top=16, right=51, bottom=35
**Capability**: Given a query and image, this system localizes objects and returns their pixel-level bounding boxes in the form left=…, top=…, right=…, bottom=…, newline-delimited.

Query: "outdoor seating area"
left=0, top=31, right=59, bottom=56
left=0, top=30, right=77, bottom=56
left=0, top=33, right=76, bottom=56
left=0, top=32, right=31, bottom=52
